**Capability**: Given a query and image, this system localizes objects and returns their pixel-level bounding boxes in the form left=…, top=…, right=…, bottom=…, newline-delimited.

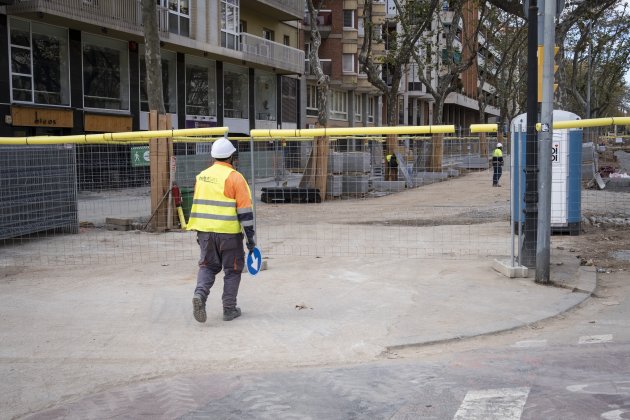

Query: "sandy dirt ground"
left=1, top=166, right=629, bottom=418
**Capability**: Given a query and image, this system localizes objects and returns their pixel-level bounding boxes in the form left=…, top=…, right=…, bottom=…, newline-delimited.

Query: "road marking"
left=601, top=409, right=630, bottom=420
left=578, top=334, right=613, bottom=344
left=511, top=339, right=547, bottom=348
left=453, top=387, right=530, bottom=420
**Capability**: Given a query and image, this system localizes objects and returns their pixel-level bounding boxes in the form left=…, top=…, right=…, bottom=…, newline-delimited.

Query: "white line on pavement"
left=453, top=387, right=530, bottom=420
left=578, top=334, right=613, bottom=344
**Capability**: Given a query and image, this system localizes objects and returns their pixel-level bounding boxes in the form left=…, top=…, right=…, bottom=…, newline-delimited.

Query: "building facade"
left=0, top=0, right=305, bottom=138
left=301, top=0, right=385, bottom=132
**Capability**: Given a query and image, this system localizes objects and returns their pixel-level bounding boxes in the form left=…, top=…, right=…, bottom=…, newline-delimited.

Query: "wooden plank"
left=480, top=132, right=488, bottom=158
left=105, top=217, right=131, bottom=226
left=11, top=106, right=73, bottom=128
left=430, top=134, right=443, bottom=172
left=84, top=114, right=132, bottom=132
left=314, top=136, right=329, bottom=199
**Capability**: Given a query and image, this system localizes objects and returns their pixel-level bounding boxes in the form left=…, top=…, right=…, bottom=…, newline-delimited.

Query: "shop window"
left=83, top=34, right=129, bottom=110
left=255, top=70, right=276, bottom=121
left=9, top=18, right=69, bottom=105
left=139, top=49, right=177, bottom=113
left=223, top=64, right=248, bottom=119
left=185, top=56, right=217, bottom=117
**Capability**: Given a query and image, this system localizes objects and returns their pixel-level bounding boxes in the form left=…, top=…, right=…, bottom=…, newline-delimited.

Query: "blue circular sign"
left=246, top=246, right=262, bottom=276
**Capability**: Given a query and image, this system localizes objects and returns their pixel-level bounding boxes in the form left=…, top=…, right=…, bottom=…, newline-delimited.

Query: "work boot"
left=223, top=307, right=241, bottom=321
left=192, top=294, right=207, bottom=323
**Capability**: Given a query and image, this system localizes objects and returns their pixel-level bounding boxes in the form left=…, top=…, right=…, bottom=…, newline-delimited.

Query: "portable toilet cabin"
left=511, top=110, right=582, bottom=235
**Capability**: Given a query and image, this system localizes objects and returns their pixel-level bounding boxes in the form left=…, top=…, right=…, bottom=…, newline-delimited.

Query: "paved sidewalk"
left=0, top=248, right=595, bottom=419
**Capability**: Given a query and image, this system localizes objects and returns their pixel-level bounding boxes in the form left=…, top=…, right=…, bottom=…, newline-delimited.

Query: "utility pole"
left=536, top=0, right=557, bottom=284
left=522, top=0, right=539, bottom=269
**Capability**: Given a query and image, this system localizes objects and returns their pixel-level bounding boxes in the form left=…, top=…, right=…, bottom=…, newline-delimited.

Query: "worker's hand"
left=246, top=239, right=256, bottom=252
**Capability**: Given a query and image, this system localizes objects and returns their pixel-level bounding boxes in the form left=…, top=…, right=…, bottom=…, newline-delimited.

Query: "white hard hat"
left=496, top=142, right=503, bottom=148
left=211, top=137, right=236, bottom=158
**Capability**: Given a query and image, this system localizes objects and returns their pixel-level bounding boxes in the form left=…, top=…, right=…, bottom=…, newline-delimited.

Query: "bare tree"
left=360, top=0, right=439, bottom=125
left=562, top=3, right=630, bottom=118
left=141, top=0, right=165, bottom=114
left=409, top=0, right=488, bottom=124
left=306, top=0, right=329, bottom=127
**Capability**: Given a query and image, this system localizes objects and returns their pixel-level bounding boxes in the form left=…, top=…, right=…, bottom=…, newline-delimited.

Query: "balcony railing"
left=8, top=0, right=169, bottom=37
left=241, top=33, right=305, bottom=74
left=304, top=59, right=332, bottom=76
left=255, top=0, right=304, bottom=20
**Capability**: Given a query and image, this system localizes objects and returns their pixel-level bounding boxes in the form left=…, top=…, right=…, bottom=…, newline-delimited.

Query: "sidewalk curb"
left=384, top=266, right=597, bottom=353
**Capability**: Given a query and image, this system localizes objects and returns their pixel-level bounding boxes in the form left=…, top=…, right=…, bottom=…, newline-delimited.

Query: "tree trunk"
left=141, top=0, right=165, bottom=114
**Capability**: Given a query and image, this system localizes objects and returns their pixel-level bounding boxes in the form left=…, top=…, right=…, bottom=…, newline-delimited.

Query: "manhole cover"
left=611, top=250, right=630, bottom=261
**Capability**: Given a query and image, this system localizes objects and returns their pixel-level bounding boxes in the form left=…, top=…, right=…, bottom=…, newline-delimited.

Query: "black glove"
left=246, top=240, right=256, bottom=252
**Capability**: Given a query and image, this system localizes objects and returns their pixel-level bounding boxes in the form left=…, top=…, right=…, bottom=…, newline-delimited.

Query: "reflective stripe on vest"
left=186, top=164, right=241, bottom=233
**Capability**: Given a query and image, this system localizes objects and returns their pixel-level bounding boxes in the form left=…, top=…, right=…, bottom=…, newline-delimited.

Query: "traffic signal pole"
left=536, top=0, right=557, bottom=283
left=522, top=0, right=539, bottom=269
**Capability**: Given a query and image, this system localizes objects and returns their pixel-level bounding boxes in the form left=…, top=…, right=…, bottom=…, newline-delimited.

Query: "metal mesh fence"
left=2, top=122, right=629, bottom=268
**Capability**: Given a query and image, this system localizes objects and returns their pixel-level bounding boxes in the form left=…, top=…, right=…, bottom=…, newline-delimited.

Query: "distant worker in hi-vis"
left=492, top=142, right=504, bottom=187
left=187, top=137, right=256, bottom=323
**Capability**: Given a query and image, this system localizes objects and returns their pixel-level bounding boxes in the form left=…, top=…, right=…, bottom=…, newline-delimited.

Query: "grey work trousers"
left=194, top=231, right=245, bottom=309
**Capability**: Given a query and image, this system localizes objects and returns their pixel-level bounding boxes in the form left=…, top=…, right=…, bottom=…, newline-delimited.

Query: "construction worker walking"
left=492, top=142, right=504, bottom=187
left=187, top=137, right=256, bottom=323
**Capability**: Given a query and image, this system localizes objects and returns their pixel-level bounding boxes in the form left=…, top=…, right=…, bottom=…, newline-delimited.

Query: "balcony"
left=304, top=59, right=332, bottom=77
left=241, top=33, right=305, bottom=74
left=249, top=0, right=304, bottom=21
left=7, top=0, right=169, bottom=37
left=303, top=10, right=333, bottom=38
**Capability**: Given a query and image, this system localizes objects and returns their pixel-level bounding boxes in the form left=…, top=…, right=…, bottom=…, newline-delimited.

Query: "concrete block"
left=446, top=168, right=460, bottom=177
left=326, top=174, right=343, bottom=197
left=455, top=156, right=489, bottom=170
left=413, top=172, right=449, bottom=186
left=606, top=177, right=630, bottom=191
left=343, top=152, right=371, bottom=173
left=372, top=180, right=406, bottom=192
left=492, top=259, right=529, bottom=278
left=327, top=152, right=344, bottom=174
left=342, top=174, right=369, bottom=194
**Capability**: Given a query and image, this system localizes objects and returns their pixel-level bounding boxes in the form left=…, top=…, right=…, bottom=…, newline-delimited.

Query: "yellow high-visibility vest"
left=493, top=148, right=503, bottom=158
left=187, top=164, right=241, bottom=233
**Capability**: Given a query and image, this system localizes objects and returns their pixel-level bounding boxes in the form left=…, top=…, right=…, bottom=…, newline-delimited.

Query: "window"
left=262, top=28, right=274, bottom=41
left=83, top=34, right=129, bottom=110
left=343, top=10, right=354, bottom=28
left=330, top=90, right=348, bottom=120
left=185, top=56, right=216, bottom=117
left=306, top=85, right=318, bottom=116
left=354, top=93, right=362, bottom=123
left=159, top=0, right=190, bottom=37
left=221, top=0, right=240, bottom=50
left=9, top=18, right=69, bottom=105
left=283, top=35, right=290, bottom=46
left=342, top=54, right=355, bottom=73
left=223, top=64, right=248, bottom=119
left=367, top=97, right=375, bottom=123
left=139, top=48, right=176, bottom=113
left=255, top=70, right=276, bottom=121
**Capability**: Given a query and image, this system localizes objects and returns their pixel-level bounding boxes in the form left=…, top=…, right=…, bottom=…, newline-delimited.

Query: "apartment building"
left=302, top=0, right=385, bottom=131
left=390, top=0, right=501, bottom=127
left=0, top=0, right=305, bottom=139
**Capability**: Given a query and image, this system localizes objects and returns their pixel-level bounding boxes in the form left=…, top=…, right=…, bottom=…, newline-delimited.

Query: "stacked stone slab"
left=342, top=152, right=370, bottom=196
left=326, top=152, right=343, bottom=198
